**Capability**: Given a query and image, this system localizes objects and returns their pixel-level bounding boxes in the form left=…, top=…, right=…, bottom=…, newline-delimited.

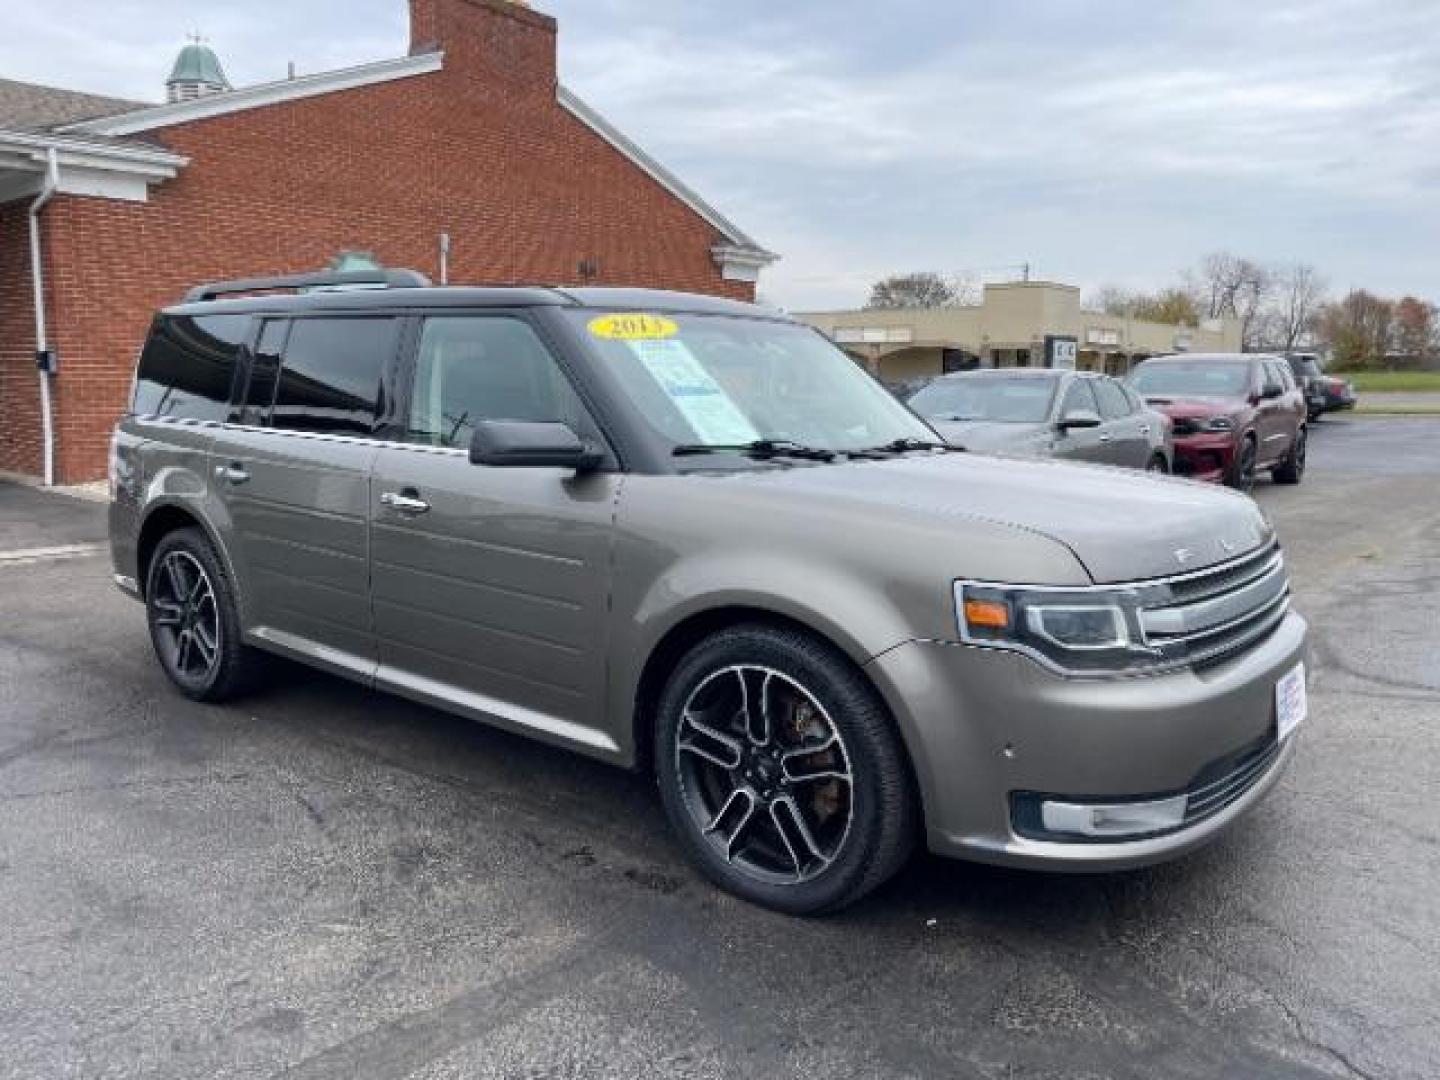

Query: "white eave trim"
left=61, top=51, right=444, bottom=137
left=0, top=129, right=185, bottom=173
left=558, top=85, right=777, bottom=268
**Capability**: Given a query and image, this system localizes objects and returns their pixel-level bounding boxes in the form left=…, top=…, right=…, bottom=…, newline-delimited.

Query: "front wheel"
left=1227, top=436, right=1257, bottom=491
left=654, top=624, right=917, bottom=915
left=1146, top=453, right=1170, bottom=474
left=1272, top=427, right=1306, bottom=484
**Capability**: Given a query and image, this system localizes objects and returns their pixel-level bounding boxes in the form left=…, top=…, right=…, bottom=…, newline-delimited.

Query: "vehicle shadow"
left=250, top=655, right=1223, bottom=935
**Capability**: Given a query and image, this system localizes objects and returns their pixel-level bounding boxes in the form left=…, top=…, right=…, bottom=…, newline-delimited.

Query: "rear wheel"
left=1272, top=427, right=1306, bottom=484
left=654, top=624, right=917, bottom=915
left=1227, top=436, right=1257, bottom=491
left=1146, top=453, right=1169, bottom=474
left=145, top=528, right=260, bottom=701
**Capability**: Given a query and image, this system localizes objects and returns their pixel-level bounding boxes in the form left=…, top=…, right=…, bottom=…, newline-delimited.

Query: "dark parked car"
left=1130, top=354, right=1307, bottom=490
left=907, top=369, right=1173, bottom=472
left=1318, top=372, right=1357, bottom=413
left=1285, top=353, right=1329, bottom=421
left=109, top=271, right=1307, bottom=914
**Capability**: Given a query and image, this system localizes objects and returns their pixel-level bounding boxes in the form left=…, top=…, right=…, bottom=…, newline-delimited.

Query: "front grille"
left=1139, top=543, right=1290, bottom=668
left=1010, top=733, right=1282, bottom=843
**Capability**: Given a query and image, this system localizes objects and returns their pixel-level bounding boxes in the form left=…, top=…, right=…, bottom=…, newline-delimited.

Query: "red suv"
left=1129, top=354, right=1306, bottom=490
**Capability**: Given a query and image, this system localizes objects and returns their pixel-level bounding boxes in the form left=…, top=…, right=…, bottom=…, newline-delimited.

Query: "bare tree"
left=867, top=272, right=958, bottom=309
left=1186, top=252, right=1274, bottom=349
left=1265, top=263, right=1328, bottom=352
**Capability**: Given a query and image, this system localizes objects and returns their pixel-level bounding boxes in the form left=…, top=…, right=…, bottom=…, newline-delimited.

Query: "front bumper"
left=865, top=610, right=1307, bottom=871
left=1170, top=432, right=1236, bottom=483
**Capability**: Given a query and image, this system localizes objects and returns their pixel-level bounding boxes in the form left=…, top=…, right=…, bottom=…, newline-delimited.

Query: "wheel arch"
left=627, top=605, right=924, bottom=818
left=135, top=501, right=236, bottom=605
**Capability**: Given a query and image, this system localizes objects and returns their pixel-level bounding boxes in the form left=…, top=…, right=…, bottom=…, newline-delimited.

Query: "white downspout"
left=29, top=147, right=60, bottom=486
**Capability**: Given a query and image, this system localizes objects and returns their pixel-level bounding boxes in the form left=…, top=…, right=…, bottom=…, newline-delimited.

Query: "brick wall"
left=0, top=202, right=43, bottom=479
left=3, top=0, right=757, bottom=481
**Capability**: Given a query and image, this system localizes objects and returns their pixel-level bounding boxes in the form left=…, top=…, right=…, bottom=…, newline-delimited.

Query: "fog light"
left=1041, top=795, right=1187, bottom=838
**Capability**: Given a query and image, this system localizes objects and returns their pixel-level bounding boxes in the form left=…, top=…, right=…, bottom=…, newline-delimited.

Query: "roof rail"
left=183, top=268, right=432, bottom=303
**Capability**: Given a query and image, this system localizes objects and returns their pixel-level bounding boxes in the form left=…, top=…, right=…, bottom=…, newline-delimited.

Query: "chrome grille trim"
left=1139, top=542, right=1291, bottom=668
left=1141, top=559, right=1288, bottom=641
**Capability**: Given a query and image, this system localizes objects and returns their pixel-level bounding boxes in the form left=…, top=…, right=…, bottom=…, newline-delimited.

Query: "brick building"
left=0, top=0, right=775, bottom=483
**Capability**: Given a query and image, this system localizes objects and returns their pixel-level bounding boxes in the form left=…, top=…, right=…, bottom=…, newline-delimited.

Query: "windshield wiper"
left=672, top=439, right=839, bottom=462
left=856, top=436, right=961, bottom=455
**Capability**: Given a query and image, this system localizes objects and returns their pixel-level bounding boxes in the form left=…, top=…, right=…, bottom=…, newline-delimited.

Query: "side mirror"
left=1056, top=409, right=1103, bottom=431
left=1261, top=384, right=1283, bottom=400
left=469, top=420, right=603, bottom=471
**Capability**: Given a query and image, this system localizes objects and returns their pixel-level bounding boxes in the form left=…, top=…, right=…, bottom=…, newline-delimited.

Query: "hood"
left=927, top=419, right=1049, bottom=453
left=727, top=452, right=1272, bottom=584
left=1145, top=396, right=1243, bottom=420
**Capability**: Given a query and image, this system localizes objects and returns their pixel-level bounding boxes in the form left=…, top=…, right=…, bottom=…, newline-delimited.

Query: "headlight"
left=1200, top=416, right=1235, bottom=432
left=955, top=582, right=1163, bottom=675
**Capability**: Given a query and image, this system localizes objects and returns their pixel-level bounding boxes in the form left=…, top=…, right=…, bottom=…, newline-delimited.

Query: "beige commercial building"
left=799, top=281, right=1241, bottom=382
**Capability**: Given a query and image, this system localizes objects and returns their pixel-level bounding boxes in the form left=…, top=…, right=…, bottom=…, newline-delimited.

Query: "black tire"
left=1227, top=435, right=1257, bottom=491
left=1272, top=426, right=1306, bottom=485
left=145, top=527, right=261, bottom=702
left=1146, top=453, right=1169, bottom=474
left=653, top=623, right=917, bottom=915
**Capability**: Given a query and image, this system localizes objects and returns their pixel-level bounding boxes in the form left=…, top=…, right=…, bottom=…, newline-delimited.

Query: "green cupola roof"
left=166, top=40, right=230, bottom=100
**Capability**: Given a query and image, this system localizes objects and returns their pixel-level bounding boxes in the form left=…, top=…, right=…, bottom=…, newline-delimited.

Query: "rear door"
left=208, top=314, right=401, bottom=678
left=368, top=312, right=621, bottom=753
left=1052, top=378, right=1107, bottom=463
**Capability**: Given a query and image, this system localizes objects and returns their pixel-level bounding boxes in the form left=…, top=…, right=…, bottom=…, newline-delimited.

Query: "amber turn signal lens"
left=963, top=599, right=1010, bottom=629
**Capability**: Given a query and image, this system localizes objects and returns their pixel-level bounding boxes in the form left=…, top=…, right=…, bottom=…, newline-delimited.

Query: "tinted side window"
left=1059, top=378, right=1099, bottom=417
left=237, top=319, right=288, bottom=426
left=1093, top=378, right=1132, bottom=419
left=405, top=317, right=592, bottom=449
left=132, top=314, right=250, bottom=422
left=271, top=317, right=397, bottom=436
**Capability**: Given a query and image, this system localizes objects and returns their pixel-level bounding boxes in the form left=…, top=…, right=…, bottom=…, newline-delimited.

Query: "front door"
left=369, top=313, right=619, bottom=753
left=1092, top=376, right=1150, bottom=468
left=210, top=314, right=399, bottom=677
left=1052, top=378, right=1108, bottom=463
left=1253, top=360, right=1291, bottom=468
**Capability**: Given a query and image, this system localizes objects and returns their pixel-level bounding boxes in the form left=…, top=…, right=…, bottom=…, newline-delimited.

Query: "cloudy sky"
left=4, top=0, right=1437, bottom=309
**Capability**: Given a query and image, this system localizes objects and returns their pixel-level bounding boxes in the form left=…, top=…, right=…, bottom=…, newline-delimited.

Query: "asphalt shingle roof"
left=0, top=77, right=149, bottom=133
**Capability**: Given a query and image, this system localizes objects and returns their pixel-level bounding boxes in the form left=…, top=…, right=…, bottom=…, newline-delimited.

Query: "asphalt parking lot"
left=1, top=417, right=1437, bottom=1080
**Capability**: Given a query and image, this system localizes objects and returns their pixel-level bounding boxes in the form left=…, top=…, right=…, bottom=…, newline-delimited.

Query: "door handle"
left=1098, top=433, right=1112, bottom=443
left=1138, top=424, right=1151, bottom=435
left=381, top=491, right=430, bottom=515
left=215, top=464, right=249, bottom=485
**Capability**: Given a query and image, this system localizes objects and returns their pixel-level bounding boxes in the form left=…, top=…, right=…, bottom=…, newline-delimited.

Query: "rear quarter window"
left=131, top=314, right=251, bottom=422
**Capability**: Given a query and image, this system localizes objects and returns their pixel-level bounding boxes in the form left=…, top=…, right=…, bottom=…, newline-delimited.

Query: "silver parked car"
left=110, top=270, right=1307, bottom=914
left=907, top=368, right=1173, bottom=472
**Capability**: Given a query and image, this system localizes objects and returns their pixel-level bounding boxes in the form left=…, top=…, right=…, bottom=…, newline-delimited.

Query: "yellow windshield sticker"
left=588, top=313, right=679, bottom=341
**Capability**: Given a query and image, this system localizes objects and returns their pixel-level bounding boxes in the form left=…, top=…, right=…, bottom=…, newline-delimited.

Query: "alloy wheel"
left=1237, top=440, right=1257, bottom=489
left=674, top=666, right=854, bottom=886
left=151, top=550, right=221, bottom=682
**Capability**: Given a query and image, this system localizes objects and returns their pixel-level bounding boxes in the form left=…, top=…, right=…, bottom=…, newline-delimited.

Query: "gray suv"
left=110, top=270, right=1309, bottom=914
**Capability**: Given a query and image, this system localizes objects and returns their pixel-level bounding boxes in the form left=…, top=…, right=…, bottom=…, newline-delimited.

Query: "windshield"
left=1131, top=363, right=1251, bottom=399
left=569, top=311, right=936, bottom=454
left=908, top=376, right=1056, bottom=423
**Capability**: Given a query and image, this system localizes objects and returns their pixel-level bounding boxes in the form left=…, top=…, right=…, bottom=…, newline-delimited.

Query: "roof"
left=167, top=44, right=229, bottom=89
left=168, top=283, right=784, bottom=319
left=1140, top=361, right=1267, bottom=371
left=0, top=76, right=149, bottom=132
